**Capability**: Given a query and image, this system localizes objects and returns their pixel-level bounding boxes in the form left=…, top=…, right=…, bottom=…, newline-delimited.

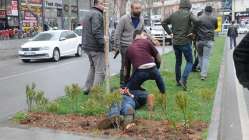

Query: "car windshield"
left=74, top=29, right=82, bottom=36
left=32, top=33, right=56, bottom=41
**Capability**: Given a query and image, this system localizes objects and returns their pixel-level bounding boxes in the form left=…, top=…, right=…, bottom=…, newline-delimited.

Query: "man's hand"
left=186, top=33, right=195, bottom=40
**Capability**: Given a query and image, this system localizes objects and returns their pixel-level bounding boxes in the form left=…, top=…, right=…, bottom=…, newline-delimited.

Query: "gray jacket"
left=195, top=12, right=218, bottom=41
left=82, top=7, right=104, bottom=52
left=114, top=14, right=144, bottom=48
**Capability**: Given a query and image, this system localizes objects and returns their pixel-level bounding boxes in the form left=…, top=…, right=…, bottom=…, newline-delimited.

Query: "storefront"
left=235, top=11, right=249, bottom=25
left=20, top=0, right=42, bottom=31
left=0, top=0, right=19, bottom=29
left=45, top=0, right=63, bottom=29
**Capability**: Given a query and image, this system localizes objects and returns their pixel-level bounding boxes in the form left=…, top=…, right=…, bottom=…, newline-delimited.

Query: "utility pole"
left=161, top=0, right=166, bottom=71
left=17, top=0, right=22, bottom=30
left=41, top=0, right=45, bottom=31
left=68, top=0, right=72, bottom=30
left=103, top=0, right=110, bottom=94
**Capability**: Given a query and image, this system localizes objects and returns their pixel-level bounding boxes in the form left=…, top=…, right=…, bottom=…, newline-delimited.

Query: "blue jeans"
left=126, top=67, right=166, bottom=93
left=173, top=43, right=193, bottom=82
left=108, top=90, right=148, bottom=118
left=230, top=37, right=237, bottom=49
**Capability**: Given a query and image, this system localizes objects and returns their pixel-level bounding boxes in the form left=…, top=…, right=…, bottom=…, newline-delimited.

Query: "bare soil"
left=19, top=112, right=208, bottom=140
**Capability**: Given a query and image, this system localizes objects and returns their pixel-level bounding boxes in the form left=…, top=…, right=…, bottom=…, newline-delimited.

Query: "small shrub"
left=12, top=112, right=29, bottom=123
left=156, top=93, right=167, bottom=118
left=104, top=90, right=122, bottom=109
left=175, top=92, right=189, bottom=131
left=80, top=99, right=105, bottom=116
left=26, top=83, right=47, bottom=112
left=65, top=84, right=81, bottom=113
left=46, top=102, right=59, bottom=113
left=200, top=89, right=214, bottom=102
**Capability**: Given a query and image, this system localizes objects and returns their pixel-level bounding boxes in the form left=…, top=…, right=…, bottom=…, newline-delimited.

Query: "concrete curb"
left=207, top=39, right=226, bottom=140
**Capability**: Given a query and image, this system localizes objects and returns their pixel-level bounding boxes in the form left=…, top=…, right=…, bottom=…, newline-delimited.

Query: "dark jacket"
left=82, top=7, right=104, bottom=52
left=161, top=6, right=197, bottom=45
left=195, top=12, right=218, bottom=41
left=227, top=25, right=238, bottom=37
left=233, top=33, right=249, bottom=89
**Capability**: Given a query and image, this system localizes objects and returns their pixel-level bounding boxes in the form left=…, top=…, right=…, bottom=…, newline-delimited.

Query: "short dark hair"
left=133, top=30, right=143, bottom=39
left=232, top=21, right=235, bottom=24
left=205, top=6, right=213, bottom=13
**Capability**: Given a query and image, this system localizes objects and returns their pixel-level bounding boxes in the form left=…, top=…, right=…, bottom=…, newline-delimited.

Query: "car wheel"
left=75, top=45, right=82, bottom=57
left=53, top=48, right=60, bottom=62
left=22, top=59, right=30, bottom=63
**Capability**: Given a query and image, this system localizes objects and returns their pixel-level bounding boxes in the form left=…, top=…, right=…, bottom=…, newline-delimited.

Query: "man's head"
left=232, top=21, right=235, bottom=25
left=94, top=0, right=104, bottom=11
left=205, top=6, right=213, bottom=13
left=133, top=30, right=147, bottom=40
left=179, top=0, right=192, bottom=10
left=131, top=1, right=142, bottom=17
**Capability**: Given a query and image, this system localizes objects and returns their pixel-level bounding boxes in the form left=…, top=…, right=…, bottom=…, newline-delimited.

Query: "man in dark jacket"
left=195, top=6, right=218, bottom=80
left=82, top=0, right=105, bottom=95
left=227, top=21, right=238, bottom=49
left=161, top=0, right=197, bottom=91
left=114, top=1, right=144, bottom=87
left=233, top=33, right=249, bottom=90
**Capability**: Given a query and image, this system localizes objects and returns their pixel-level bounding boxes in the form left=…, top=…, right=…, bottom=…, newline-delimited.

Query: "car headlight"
left=39, top=47, right=50, bottom=51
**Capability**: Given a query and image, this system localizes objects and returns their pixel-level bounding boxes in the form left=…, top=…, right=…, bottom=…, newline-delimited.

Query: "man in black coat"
left=233, top=33, right=249, bottom=89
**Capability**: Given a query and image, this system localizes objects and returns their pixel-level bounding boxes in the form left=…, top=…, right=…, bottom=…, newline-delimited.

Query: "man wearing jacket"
left=161, top=0, right=197, bottom=91
left=114, top=1, right=144, bottom=87
left=195, top=6, right=218, bottom=80
left=227, top=21, right=238, bottom=49
left=233, top=33, right=249, bottom=90
left=82, top=0, right=105, bottom=95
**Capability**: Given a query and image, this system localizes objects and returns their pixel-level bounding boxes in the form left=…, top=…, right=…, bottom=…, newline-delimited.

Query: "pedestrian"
left=227, top=21, right=238, bottom=49
left=233, top=32, right=249, bottom=90
left=195, top=6, right=218, bottom=80
left=161, top=0, right=198, bottom=91
left=124, top=30, right=166, bottom=94
left=82, top=0, right=105, bottom=95
left=192, top=10, right=203, bottom=72
left=97, top=88, right=155, bottom=129
left=114, top=0, right=144, bottom=87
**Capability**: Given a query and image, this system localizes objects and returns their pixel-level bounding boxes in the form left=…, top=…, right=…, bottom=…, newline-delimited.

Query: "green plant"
left=26, top=83, right=36, bottom=112
left=46, top=102, right=59, bottom=113
left=65, top=84, right=81, bottom=113
left=80, top=99, right=105, bottom=116
left=156, top=93, right=167, bottom=118
left=34, top=91, right=49, bottom=112
left=12, top=112, right=29, bottom=123
left=104, top=90, right=122, bottom=109
left=175, top=92, right=189, bottom=131
left=200, top=89, right=214, bottom=102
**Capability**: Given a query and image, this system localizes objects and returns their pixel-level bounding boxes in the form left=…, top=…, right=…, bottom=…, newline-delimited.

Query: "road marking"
left=0, top=59, right=83, bottom=81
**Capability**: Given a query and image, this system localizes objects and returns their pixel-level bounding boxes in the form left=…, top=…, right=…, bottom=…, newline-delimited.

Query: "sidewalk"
left=207, top=36, right=249, bottom=140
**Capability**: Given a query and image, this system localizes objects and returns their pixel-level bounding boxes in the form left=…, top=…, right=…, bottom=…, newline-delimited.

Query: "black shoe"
left=179, top=80, right=187, bottom=91
left=176, top=82, right=181, bottom=87
left=83, top=90, right=89, bottom=95
left=201, top=76, right=206, bottom=81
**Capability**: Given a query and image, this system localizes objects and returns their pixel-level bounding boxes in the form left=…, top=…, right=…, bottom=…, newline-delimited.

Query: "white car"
left=18, top=30, right=82, bottom=63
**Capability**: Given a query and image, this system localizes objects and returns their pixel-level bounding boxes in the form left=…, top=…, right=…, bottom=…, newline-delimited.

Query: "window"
left=66, top=31, right=77, bottom=39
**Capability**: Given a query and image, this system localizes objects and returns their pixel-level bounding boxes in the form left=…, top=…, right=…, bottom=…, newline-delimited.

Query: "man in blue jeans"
left=161, top=0, right=197, bottom=90
left=123, top=30, right=166, bottom=94
left=97, top=88, right=154, bottom=129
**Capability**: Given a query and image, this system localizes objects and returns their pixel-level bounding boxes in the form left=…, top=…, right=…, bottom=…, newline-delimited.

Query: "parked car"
left=150, top=23, right=172, bottom=45
left=18, top=30, right=82, bottom=63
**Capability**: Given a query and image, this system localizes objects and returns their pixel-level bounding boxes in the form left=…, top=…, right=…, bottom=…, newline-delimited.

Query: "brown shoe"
left=97, top=116, right=123, bottom=129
